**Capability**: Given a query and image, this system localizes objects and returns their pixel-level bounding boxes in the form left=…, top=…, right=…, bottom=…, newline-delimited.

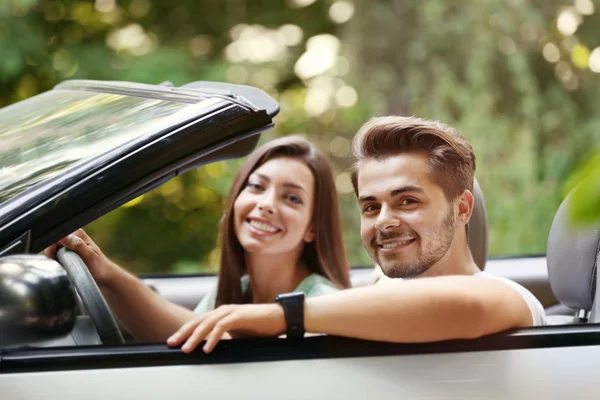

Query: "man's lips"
left=376, top=237, right=417, bottom=250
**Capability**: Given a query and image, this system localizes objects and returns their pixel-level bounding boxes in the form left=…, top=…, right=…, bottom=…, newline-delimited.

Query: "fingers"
left=180, top=323, right=212, bottom=353
left=203, top=316, right=235, bottom=353
left=43, top=243, right=59, bottom=259
left=167, top=306, right=238, bottom=354
left=42, top=229, right=95, bottom=260
left=167, top=316, right=204, bottom=347
left=59, top=231, right=97, bottom=262
left=181, top=310, right=233, bottom=353
left=73, top=229, right=99, bottom=251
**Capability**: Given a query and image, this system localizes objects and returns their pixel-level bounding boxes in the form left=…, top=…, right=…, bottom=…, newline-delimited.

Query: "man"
left=168, top=115, right=545, bottom=353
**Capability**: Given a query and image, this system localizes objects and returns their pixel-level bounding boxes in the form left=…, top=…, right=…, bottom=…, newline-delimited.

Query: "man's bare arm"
left=304, top=276, right=533, bottom=342
left=169, top=275, right=534, bottom=353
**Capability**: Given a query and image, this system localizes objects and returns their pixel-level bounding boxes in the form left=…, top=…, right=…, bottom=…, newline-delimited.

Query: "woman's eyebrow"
left=255, top=173, right=307, bottom=194
left=283, top=182, right=307, bottom=193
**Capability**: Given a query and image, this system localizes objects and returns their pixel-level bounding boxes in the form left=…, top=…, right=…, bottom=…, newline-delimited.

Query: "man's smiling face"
left=357, top=152, right=457, bottom=278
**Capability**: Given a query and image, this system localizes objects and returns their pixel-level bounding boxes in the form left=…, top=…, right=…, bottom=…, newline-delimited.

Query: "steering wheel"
left=56, top=247, right=124, bottom=345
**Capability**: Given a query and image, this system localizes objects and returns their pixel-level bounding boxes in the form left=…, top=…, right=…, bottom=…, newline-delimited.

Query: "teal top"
left=193, top=273, right=339, bottom=314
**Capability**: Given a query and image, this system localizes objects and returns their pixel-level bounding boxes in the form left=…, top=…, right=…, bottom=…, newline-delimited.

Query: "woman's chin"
left=239, top=239, right=273, bottom=253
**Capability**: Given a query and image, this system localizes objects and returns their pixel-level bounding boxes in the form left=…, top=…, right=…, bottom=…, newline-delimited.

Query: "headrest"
left=547, top=190, right=600, bottom=312
left=469, top=178, right=489, bottom=270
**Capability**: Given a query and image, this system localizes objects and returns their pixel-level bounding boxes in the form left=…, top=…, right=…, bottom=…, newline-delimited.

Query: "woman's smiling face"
left=233, top=157, right=315, bottom=256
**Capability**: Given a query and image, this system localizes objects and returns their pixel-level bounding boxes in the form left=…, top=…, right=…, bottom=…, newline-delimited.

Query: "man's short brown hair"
left=350, top=116, right=476, bottom=201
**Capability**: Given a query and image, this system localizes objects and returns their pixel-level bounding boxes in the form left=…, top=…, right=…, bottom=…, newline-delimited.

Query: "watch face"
left=278, top=292, right=305, bottom=301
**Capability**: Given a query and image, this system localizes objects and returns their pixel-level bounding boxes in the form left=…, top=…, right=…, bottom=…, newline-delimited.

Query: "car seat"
left=546, top=188, right=600, bottom=324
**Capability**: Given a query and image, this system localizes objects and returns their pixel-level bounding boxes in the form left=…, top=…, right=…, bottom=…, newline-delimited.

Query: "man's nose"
left=374, top=204, right=401, bottom=231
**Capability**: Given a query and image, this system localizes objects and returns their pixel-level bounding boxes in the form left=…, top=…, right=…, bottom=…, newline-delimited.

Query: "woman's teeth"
left=249, top=220, right=278, bottom=233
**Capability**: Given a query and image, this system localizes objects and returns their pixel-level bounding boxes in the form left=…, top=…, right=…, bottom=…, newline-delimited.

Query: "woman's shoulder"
left=295, top=273, right=340, bottom=297
left=193, top=286, right=217, bottom=314
left=195, top=277, right=249, bottom=314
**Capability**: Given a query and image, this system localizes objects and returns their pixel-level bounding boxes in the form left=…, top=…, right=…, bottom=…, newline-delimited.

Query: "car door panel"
left=2, top=326, right=598, bottom=399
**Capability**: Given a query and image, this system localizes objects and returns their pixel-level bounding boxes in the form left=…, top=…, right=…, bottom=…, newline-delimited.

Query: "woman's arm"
left=44, top=229, right=197, bottom=342
left=100, top=267, right=198, bottom=341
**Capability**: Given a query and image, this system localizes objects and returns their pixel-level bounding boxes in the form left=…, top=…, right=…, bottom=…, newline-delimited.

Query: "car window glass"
left=0, top=90, right=218, bottom=204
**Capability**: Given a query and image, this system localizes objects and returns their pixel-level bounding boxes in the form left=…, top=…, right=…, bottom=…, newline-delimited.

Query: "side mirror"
left=0, top=255, right=76, bottom=347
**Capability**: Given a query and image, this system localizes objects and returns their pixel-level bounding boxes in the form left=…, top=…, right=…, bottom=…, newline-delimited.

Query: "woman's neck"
left=245, top=250, right=311, bottom=304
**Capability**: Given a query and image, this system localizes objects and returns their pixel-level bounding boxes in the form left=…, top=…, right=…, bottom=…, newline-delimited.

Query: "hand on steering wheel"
left=44, top=231, right=124, bottom=345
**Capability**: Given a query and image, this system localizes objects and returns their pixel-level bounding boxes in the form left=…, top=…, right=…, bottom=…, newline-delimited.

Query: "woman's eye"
left=285, top=194, right=303, bottom=205
left=247, top=182, right=264, bottom=191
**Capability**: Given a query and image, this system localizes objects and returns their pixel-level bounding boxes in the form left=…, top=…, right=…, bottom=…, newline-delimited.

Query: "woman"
left=44, top=136, right=351, bottom=343
left=196, top=135, right=351, bottom=312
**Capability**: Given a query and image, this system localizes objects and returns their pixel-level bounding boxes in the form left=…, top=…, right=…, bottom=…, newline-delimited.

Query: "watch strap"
left=275, top=292, right=305, bottom=339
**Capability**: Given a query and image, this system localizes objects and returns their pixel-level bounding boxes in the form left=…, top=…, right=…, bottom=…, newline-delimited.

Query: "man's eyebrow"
left=254, top=173, right=307, bottom=194
left=358, top=195, right=377, bottom=203
left=358, top=185, right=424, bottom=203
left=391, top=185, right=424, bottom=197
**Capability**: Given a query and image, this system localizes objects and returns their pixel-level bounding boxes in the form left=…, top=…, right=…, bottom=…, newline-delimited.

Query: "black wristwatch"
left=274, top=292, right=306, bottom=339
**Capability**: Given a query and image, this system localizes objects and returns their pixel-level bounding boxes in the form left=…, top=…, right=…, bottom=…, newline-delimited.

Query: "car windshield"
left=0, top=89, right=220, bottom=204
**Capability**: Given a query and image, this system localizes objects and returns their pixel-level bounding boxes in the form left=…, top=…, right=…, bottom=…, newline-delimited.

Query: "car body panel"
left=2, top=327, right=600, bottom=399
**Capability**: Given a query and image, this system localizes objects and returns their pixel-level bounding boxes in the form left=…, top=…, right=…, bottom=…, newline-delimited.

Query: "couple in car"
left=44, top=116, right=546, bottom=353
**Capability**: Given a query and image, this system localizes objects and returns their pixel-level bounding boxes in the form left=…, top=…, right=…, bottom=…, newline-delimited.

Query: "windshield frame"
left=0, top=80, right=277, bottom=254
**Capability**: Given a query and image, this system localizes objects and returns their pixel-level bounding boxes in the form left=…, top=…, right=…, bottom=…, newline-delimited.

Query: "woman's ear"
left=304, top=225, right=315, bottom=243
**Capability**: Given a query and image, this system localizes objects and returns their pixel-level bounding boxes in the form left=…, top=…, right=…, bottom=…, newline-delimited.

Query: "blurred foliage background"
left=2, top=0, right=600, bottom=274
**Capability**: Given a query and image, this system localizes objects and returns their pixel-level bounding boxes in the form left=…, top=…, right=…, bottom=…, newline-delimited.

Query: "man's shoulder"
left=474, top=271, right=547, bottom=326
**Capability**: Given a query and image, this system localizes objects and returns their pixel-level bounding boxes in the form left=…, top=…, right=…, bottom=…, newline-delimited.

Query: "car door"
left=2, top=325, right=600, bottom=399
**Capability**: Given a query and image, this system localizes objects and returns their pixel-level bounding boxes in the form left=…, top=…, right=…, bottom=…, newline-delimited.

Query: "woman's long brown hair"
left=215, top=135, right=351, bottom=307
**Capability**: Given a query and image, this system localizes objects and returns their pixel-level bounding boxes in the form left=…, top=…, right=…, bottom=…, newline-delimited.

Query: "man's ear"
left=456, top=190, right=474, bottom=227
left=304, top=225, right=315, bottom=243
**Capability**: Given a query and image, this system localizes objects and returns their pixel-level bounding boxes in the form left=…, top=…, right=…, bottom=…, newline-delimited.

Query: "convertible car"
left=1, top=80, right=599, bottom=399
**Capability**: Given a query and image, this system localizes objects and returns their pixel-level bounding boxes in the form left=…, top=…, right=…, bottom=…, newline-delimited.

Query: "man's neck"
left=420, top=238, right=480, bottom=278
left=245, top=250, right=310, bottom=304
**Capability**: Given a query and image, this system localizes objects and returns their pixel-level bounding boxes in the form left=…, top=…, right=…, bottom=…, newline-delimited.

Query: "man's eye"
left=363, top=204, right=379, bottom=213
left=400, top=198, right=417, bottom=206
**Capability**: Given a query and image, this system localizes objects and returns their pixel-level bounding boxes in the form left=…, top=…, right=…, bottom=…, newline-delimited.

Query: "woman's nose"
left=257, top=190, right=277, bottom=214
left=258, top=203, right=275, bottom=214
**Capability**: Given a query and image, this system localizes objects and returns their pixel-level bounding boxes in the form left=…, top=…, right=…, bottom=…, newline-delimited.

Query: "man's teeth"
left=381, top=239, right=414, bottom=249
left=249, top=220, right=278, bottom=233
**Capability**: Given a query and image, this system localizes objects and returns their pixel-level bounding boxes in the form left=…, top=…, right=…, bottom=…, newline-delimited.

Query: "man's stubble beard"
left=368, top=208, right=456, bottom=279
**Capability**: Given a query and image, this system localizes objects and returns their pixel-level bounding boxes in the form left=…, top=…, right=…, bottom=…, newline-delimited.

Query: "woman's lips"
left=246, top=218, right=281, bottom=236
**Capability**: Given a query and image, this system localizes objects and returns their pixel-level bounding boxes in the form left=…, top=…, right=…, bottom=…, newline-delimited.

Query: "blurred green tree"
left=344, top=0, right=600, bottom=255
left=2, top=0, right=599, bottom=274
